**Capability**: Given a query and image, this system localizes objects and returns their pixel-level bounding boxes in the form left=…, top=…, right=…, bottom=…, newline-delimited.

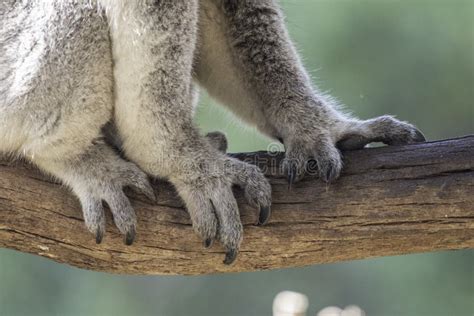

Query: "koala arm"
left=195, top=0, right=425, bottom=184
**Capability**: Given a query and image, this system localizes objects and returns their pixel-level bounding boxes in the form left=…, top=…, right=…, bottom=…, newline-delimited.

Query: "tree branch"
left=1, top=136, right=473, bottom=275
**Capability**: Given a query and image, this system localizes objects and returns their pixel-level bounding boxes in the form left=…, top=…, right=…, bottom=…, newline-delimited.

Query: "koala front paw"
left=279, top=113, right=425, bottom=186
left=174, top=156, right=271, bottom=265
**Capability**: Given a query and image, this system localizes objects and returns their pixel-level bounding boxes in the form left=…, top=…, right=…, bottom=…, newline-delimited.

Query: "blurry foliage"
left=1, top=1, right=473, bottom=315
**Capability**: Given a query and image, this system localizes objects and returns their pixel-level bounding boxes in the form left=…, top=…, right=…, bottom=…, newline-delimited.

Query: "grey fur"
left=0, top=0, right=424, bottom=264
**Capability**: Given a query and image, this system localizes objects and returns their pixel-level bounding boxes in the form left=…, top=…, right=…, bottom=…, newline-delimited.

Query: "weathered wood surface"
left=0, top=136, right=473, bottom=275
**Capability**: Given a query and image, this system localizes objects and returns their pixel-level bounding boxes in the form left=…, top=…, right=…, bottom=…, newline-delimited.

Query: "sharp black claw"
left=287, top=164, right=296, bottom=189
left=147, top=190, right=158, bottom=204
left=204, top=238, right=213, bottom=249
left=326, top=167, right=334, bottom=183
left=322, top=165, right=339, bottom=183
left=124, top=228, right=135, bottom=246
left=257, top=205, right=271, bottom=226
left=413, top=129, right=427, bottom=143
left=223, top=249, right=238, bottom=265
left=141, top=184, right=157, bottom=204
left=95, top=229, right=103, bottom=244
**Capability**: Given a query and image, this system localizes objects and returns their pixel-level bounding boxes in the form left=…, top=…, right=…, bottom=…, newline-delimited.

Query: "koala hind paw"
left=75, top=157, right=155, bottom=245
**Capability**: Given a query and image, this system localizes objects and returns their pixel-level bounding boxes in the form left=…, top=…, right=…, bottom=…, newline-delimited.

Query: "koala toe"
left=80, top=197, right=106, bottom=244
left=211, top=185, right=243, bottom=264
left=313, top=142, right=343, bottom=183
left=103, top=189, right=137, bottom=245
left=121, top=163, right=156, bottom=203
left=227, top=158, right=272, bottom=225
left=282, top=137, right=342, bottom=185
left=176, top=179, right=242, bottom=263
left=380, top=117, right=427, bottom=146
left=282, top=142, right=310, bottom=186
left=191, top=198, right=220, bottom=244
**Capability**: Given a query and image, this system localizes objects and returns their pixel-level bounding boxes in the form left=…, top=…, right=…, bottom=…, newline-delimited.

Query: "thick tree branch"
left=0, top=136, right=473, bottom=275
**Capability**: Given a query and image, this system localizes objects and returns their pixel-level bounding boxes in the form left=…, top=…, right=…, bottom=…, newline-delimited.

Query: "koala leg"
left=105, top=1, right=271, bottom=264
left=195, top=0, right=425, bottom=184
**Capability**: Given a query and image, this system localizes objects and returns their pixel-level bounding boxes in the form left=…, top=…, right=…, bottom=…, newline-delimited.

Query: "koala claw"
left=413, top=129, right=427, bottom=143
left=389, top=122, right=427, bottom=146
left=317, top=154, right=343, bottom=183
left=136, top=182, right=157, bottom=204
left=204, top=238, right=214, bottom=249
left=224, top=248, right=238, bottom=265
left=124, top=227, right=136, bottom=246
left=95, top=228, right=104, bottom=244
left=286, top=163, right=297, bottom=189
left=258, top=205, right=271, bottom=226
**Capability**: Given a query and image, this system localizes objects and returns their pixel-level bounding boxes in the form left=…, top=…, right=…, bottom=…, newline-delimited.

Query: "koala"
left=0, top=0, right=425, bottom=264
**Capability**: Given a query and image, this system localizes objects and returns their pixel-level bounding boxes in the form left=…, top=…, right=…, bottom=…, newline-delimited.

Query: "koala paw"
left=282, top=134, right=343, bottom=186
left=72, top=149, right=155, bottom=245
left=174, top=156, right=271, bottom=265
left=279, top=114, right=425, bottom=185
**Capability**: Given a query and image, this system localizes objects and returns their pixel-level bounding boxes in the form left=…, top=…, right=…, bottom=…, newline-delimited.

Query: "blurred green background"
left=1, top=0, right=473, bottom=315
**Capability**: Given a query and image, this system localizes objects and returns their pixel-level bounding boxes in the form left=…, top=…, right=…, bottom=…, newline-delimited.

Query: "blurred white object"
left=317, top=307, right=343, bottom=316
left=341, top=305, right=366, bottom=316
left=273, top=291, right=309, bottom=316
left=317, top=305, right=365, bottom=316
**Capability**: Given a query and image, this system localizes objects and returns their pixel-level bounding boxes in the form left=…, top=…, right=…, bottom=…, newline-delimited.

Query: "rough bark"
left=0, top=136, right=473, bottom=275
